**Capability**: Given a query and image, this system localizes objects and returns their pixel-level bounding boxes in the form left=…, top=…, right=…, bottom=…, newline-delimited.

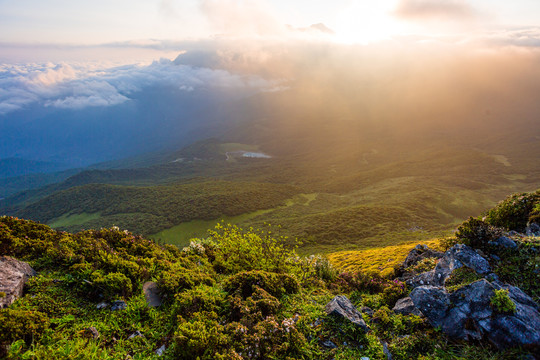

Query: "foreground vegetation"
left=1, top=189, right=539, bottom=359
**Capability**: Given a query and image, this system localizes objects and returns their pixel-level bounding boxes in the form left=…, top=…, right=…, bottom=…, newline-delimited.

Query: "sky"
left=0, top=0, right=539, bottom=46
left=1, top=0, right=540, bottom=165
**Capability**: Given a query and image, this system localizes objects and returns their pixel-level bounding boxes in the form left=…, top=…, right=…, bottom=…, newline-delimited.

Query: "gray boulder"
left=325, top=295, right=369, bottom=332
left=488, top=236, right=518, bottom=250
left=0, top=256, right=36, bottom=308
left=410, top=279, right=540, bottom=351
left=409, top=286, right=450, bottom=327
left=392, top=297, right=423, bottom=317
left=433, top=244, right=491, bottom=284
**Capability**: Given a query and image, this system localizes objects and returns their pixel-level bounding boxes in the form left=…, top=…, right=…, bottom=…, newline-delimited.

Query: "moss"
left=490, top=289, right=516, bottom=314
left=444, top=267, right=482, bottom=293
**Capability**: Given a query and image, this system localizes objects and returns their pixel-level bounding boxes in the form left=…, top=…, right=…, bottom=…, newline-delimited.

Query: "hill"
left=0, top=189, right=539, bottom=359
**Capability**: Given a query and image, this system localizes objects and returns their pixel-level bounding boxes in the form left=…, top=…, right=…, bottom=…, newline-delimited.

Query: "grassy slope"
left=1, top=189, right=539, bottom=359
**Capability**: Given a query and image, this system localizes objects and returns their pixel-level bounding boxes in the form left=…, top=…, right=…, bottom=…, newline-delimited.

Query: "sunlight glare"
left=333, top=0, right=406, bottom=44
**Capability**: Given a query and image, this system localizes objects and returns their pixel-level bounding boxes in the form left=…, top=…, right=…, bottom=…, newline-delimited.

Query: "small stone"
left=128, top=330, right=144, bottom=339
left=361, top=357, right=370, bottom=360
left=96, top=301, right=109, bottom=309
left=110, top=300, right=127, bottom=311
left=155, top=344, right=166, bottom=356
left=322, top=340, right=337, bottom=349
left=83, top=326, right=100, bottom=339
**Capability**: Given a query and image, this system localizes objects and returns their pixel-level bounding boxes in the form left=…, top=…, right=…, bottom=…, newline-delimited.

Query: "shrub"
left=0, top=308, right=49, bottom=344
left=381, top=279, right=407, bottom=307
left=455, top=217, right=502, bottom=250
left=224, top=270, right=299, bottom=299
left=484, top=191, right=540, bottom=232
left=490, top=289, right=516, bottom=314
left=90, top=271, right=133, bottom=299
left=172, top=311, right=229, bottom=359
left=208, top=223, right=299, bottom=274
left=529, top=203, right=540, bottom=225
left=173, top=285, right=226, bottom=317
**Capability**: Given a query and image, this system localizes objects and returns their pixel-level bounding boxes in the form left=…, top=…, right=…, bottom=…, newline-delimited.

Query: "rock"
left=143, top=281, right=162, bottom=307
left=96, top=301, right=109, bottom=309
left=489, top=236, right=518, bottom=250
left=325, top=295, right=370, bottom=332
left=410, top=279, right=540, bottom=351
left=379, top=338, right=392, bottom=360
left=111, top=300, right=127, bottom=311
left=360, top=357, right=370, bottom=360
left=433, top=244, right=491, bottom=284
left=361, top=306, right=374, bottom=318
left=82, top=326, right=100, bottom=339
left=128, top=330, right=144, bottom=339
left=526, top=223, right=540, bottom=236
left=0, top=256, right=36, bottom=308
left=392, top=297, right=423, bottom=317
left=406, top=271, right=436, bottom=288
left=400, top=246, right=443, bottom=271
left=409, top=286, right=450, bottom=328
left=321, top=340, right=337, bottom=349
left=407, top=244, right=492, bottom=289
left=155, top=344, right=166, bottom=356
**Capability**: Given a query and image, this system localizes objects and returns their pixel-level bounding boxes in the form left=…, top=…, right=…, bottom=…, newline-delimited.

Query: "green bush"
left=209, top=223, right=299, bottom=274
left=90, top=271, right=133, bottom=299
left=455, top=217, right=502, bottom=250
left=484, top=191, right=540, bottom=231
left=172, top=311, right=229, bottom=359
left=224, top=270, right=299, bottom=299
left=529, top=203, right=540, bottom=225
left=173, top=285, right=226, bottom=317
left=490, top=289, right=516, bottom=314
left=0, top=308, right=49, bottom=344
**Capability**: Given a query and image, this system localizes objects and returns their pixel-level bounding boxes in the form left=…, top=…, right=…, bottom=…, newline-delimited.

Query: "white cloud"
left=0, top=55, right=280, bottom=115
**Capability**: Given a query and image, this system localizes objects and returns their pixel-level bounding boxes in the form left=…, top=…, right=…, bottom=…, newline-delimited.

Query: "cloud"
left=0, top=55, right=281, bottom=115
left=393, top=0, right=477, bottom=20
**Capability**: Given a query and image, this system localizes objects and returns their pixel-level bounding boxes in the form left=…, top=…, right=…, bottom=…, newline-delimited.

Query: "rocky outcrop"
left=406, top=244, right=492, bottom=288
left=0, top=256, right=36, bottom=308
left=410, top=279, right=540, bottom=350
left=397, top=242, right=540, bottom=351
left=325, top=295, right=369, bottom=332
